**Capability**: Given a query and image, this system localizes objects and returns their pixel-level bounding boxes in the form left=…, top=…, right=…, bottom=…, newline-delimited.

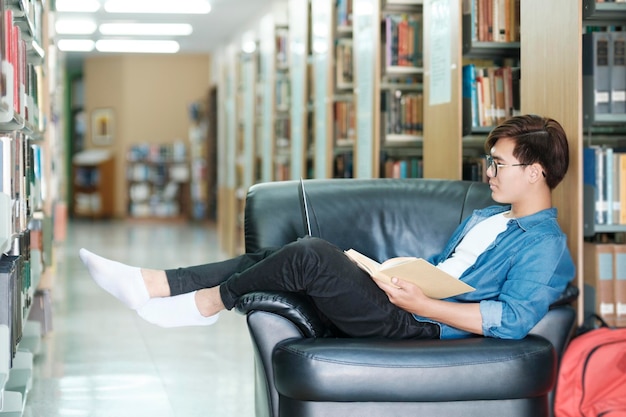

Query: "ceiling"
left=54, top=0, right=276, bottom=65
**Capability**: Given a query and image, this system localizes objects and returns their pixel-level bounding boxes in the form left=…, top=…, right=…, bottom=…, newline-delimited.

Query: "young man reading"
left=80, top=114, right=575, bottom=340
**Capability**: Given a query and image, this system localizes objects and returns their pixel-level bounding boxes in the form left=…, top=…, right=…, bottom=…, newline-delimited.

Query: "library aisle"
left=23, top=220, right=255, bottom=417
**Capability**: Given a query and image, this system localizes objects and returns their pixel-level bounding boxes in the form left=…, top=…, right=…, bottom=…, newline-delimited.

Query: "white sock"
left=136, top=291, right=220, bottom=328
left=79, top=248, right=150, bottom=310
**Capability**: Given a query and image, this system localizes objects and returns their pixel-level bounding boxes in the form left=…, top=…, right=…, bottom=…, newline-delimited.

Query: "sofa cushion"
left=273, top=336, right=556, bottom=402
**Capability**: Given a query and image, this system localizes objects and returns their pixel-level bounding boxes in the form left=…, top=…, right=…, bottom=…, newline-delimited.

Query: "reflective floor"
left=23, top=219, right=255, bottom=417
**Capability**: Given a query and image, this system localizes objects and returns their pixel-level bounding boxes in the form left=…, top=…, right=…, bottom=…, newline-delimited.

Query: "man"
left=81, top=114, right=574, bottom=340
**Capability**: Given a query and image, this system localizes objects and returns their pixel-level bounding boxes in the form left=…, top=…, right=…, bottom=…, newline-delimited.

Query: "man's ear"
left=528, top=163, right=544, bottom=183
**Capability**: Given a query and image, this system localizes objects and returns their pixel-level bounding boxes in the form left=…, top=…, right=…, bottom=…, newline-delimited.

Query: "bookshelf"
left=258, top=9, right=290, bottom=182
left=353, top=0, right=424, bottom=179
left=578, top=1, right=626, bottom=327
left=217, top=44, right=238, bottom=256
left=234, top=41, right=258, bottom=253
left=310, top=0, right=356, bottom=179
left=288, top=0, right=311, bottom=179
left=126, top=143, right=190, bottom=220
left=72, top=149, right=115, bottom=219
left=1, top=0, right=52, bottom=415
left=188, top=101, right=211, bottom=221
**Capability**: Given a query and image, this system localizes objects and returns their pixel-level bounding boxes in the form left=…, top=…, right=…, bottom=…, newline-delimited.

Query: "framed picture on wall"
left=92, top=108, right=115, bottom=145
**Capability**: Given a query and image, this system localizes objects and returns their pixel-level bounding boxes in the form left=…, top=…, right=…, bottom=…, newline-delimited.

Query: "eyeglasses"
left=484, top=155, right=530, bottom=177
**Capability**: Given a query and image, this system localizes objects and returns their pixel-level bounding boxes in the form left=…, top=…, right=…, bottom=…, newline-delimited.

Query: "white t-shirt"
left=436, top=212, right=511, bottom=279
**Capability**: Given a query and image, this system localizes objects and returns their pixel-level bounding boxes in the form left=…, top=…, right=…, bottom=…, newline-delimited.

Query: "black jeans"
left=165, top=236, right=439, bottom=339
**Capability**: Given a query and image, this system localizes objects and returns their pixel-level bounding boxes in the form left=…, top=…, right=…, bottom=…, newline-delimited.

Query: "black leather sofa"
left=235, top=178, right=577, bottom=417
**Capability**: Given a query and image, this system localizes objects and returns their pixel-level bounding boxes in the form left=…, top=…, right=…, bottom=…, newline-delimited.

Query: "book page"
left=381, top=258, right=475, bottom=299
left=344, top=249, right=380, bottom=276
left=380, top=257, right=418, bottom=268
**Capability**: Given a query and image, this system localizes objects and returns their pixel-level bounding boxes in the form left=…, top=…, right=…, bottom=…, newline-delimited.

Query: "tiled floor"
left=23, top=219, right=255, bottom=417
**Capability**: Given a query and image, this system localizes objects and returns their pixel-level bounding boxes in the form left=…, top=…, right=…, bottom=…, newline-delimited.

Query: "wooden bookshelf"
left=125, top=143, right=190, bottom=220
left=72, top=149, right=115, bottom=219
left=288, top=0, right=311, bottom=179
left=1, top=0, right=54, bottom=414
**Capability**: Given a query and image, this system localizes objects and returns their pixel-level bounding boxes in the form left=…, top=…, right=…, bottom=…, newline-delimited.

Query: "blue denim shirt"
left=413, top=205, right=575, bottom=340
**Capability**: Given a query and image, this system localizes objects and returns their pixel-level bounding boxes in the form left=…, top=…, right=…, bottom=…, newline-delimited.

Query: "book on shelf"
left=382, top=90, right=423, bottom=137
left=384, top=13, right=422, bottom=69
left=463, top=62, right=519, bottom=130
left=473, top=0, right=520, bottom=43
left=333, top=152, right=353, bottom=178
left=344, top=248, right=475, bottom=299
left=613, top=244, right=626, bottom=327
left=583, top=145, right=626, bottom=226
left=583, top=31, right=612, bottom=122
left=335, top=39, right=353, bottom=88
left=336, top=0, right=352, bottom=28
left=383, top=157, right=423, bottom=179
left=584, top=242, right=616, bottom=326
left=611, top=31, right=626, bottom=115
left=333, top=100, right=355, bottom=145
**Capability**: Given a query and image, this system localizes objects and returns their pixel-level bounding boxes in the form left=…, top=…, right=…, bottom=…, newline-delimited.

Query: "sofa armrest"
left=235, top=291, right=331, bottom=338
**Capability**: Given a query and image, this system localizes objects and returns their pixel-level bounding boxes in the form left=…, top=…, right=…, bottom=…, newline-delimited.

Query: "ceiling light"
left=55, top=0, right=101, bottom=12
left=99, top=23, right=193, bottom=36
left=95, top=40, right=180, bottom=54
left=55, top=19, right=97, bottom=35
left=104, top=0, right=211, bottom=14
left=57, top=39, right=96, bottom=52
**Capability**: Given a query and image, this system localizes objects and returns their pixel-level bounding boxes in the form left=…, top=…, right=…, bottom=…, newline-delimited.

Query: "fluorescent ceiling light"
left=99, top=23, right=193, bottom=36
left=55, top=0, right=101, bottom=12
left=55, top=19, right=97, bottom=35
left=95, top=40, right=180, bottom=53
left=104, top=0, right=211, bottom=14
left=57, top=39, right=96, bottom=52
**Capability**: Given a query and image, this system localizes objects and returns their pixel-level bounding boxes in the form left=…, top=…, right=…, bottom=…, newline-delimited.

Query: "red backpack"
left=554, top=320, right=626, bottom=417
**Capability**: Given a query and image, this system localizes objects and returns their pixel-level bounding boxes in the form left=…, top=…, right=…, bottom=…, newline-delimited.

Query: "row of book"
left=336, top=0, right=352, bottom=28
left=275, top=74, right=290, bottom=111
left=468, top=0, right=520, bottom=43
left=382, top=90, right=423, bottom=138
left=127, top=162, right=190, bottom=184
left=333, top=152, right=353, bottom=178
left=584, top=242, right=626, bottom=327
left=333, top=100, right=355, bottom=147
left=2, top=8, right=43, bottom=131
left=384, top=13, right=422, bottom=69
left=335, top=39, right=353, bottom=88
left=381, top=155, right=489, bottom=181
left=126, top=142, right=188, bottom=163
left=583, top=30, right=626, bottom=122
left=463, top=157, right=489, bottom=183
left=382, top=157, right=423, bottom=179
left=463, top=63, right=520, bottom=128
left=275, top=27, right=289, bottom=68
left=1, top=134, right=39, bottom=242
left=1, top=231, right=31, bottom=369
left=584, top=146, right=626, bottom=226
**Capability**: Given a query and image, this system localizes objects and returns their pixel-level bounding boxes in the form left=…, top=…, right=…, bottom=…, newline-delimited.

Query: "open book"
left=344, top=249, right=475, bottom=299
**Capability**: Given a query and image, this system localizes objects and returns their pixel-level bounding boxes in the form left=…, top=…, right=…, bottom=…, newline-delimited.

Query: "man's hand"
left=374, top=276, right=430, bottom=315
left=374, top=276, right=485, bottom=336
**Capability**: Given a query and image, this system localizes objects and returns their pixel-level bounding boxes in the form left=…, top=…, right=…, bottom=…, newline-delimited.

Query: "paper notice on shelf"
left=428, top=0, right=452, bottom=106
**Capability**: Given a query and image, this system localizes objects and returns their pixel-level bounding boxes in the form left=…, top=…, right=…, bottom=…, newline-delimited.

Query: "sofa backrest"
left=244, top=178, right=496, bottom=262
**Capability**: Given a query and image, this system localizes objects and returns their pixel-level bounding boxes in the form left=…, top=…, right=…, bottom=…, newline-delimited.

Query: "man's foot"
left=79, top=248, right=150, bottom=310
left=137, top=291, right=220, bottom=328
